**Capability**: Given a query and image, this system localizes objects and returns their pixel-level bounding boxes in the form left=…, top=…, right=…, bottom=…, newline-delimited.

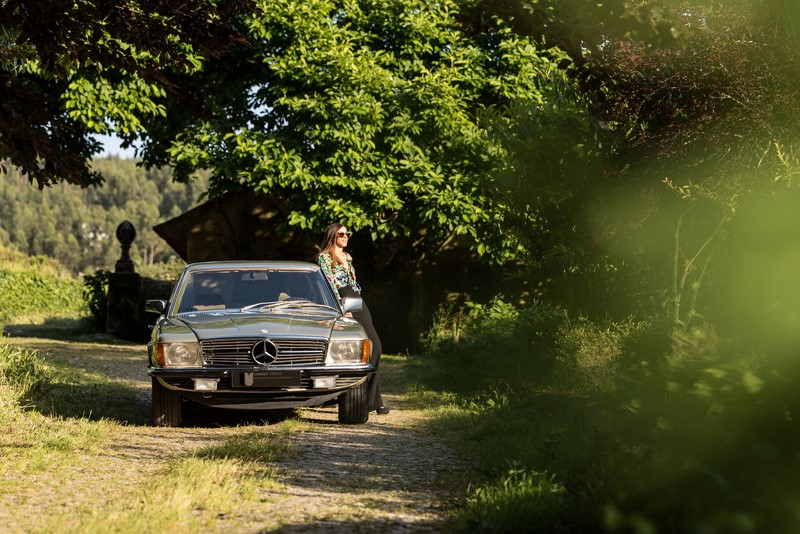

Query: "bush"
left=421, top=297, right=651, bottom=396
left=413, top=300, right=800, bottom=532
left=0, top=243, right=67, bottom=276
left=0, top=269, right=84, bottom=323
left=553, top=317, right=647, bottom=395
left=82, top=269, right=110, bottom=330
left=0, top=242, right=85, bottom=324
left=137, top=256, right=185, bottom=281
left=594, top=324, right=800, bottom=532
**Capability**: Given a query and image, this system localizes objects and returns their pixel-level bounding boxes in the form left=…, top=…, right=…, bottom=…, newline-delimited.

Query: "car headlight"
left=156, top=342, right=201, bottom=367
left=325, top=339, right=371, bottom=365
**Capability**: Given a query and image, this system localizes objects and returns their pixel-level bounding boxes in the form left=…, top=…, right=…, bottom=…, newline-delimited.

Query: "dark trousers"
left=339, top=286, right=383, bottom=411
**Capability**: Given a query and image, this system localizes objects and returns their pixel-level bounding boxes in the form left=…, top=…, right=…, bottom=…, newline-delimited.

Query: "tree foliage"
left=595, top=1, right=800, bottom=186
left=0, top=0, right=250, bottom=189
left=5, top=0, right=798, bottom=302
left=133, top=0, right=572, bottom=262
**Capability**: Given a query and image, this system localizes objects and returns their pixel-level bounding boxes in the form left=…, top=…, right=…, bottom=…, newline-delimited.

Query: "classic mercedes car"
left=145, top=261, right=374, bottom=427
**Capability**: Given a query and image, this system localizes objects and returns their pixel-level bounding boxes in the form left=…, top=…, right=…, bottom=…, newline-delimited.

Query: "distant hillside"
left=0, top=157, right=209, bottom=274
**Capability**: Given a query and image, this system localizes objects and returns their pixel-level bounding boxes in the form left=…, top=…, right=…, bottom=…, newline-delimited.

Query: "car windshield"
left=173, top=268, right=339, bottom=314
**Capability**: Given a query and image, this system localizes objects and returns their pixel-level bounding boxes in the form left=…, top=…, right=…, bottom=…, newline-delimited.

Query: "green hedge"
left=0, top=269, right=85, bottom=324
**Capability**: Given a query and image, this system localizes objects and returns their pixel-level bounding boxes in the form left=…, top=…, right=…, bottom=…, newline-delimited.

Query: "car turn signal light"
left=361, top=339, right=372, bottom=364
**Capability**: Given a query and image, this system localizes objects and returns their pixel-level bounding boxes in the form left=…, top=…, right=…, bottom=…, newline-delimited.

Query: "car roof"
left=184, top=260, right=320, bottom=273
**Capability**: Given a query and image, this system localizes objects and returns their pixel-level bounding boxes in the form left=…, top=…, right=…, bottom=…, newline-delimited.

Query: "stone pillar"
left=106, top=221, right=144, bottom=341
left=114, top=220, right=137, bottom=273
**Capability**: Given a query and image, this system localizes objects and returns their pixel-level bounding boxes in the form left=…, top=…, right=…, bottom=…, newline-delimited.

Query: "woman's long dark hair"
left=317, top=222, right=345, bottom=263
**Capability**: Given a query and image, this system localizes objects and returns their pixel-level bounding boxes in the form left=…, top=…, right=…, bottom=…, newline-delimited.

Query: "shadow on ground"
left=3, top=318, right=112, bottom=342
left=23, top=380, right=306, bottom=428
left=181, top=402, right=299, bottom=427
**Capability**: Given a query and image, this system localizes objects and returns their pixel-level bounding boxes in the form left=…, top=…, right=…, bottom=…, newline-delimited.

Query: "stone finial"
left=115, top=220, right=137, bottom=273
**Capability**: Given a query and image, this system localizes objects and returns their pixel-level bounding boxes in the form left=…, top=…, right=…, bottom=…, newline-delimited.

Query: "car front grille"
left=201, top=338, right=327, bottom=367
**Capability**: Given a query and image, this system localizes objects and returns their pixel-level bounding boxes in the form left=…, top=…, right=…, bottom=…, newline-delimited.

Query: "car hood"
left=173, top=311, right=337, bottom=340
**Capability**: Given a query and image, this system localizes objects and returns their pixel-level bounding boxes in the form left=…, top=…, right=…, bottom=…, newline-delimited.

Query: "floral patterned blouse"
left=317, top=252, right=361, bottom=295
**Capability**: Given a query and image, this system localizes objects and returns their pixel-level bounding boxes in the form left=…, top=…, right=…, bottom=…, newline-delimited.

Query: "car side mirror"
left=341, top=297, right=363, bottom=314
left=145, top=299, right=168, bottom=314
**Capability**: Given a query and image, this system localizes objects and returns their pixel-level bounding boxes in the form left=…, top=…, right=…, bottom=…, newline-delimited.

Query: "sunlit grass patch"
left=274, top=417, right=314, bottom=435
left=1, top=412, right=120, bottom=475
left=0, top=342, right=50, bottom=399
left=25, top=358, right=145, bottom=422
left=47, top=429, right=295, bottom=533
left=3, top=336, right=298, bottom=533
left=462, top=468, right=567, bottom=531
left=49, top=457, right=266, bottom=533
left=1, top=336, right=147, bottom=424
left=194, top=428, right=296, bottom=463
left=402, top=382, right=462, bottom=410
left=1, top=343, right=123, bottom=475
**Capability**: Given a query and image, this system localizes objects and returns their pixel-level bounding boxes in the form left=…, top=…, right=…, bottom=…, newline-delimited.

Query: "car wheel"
left=152, top=377, right=182, bottom=427
left=337, top=379, right=369, bottom=424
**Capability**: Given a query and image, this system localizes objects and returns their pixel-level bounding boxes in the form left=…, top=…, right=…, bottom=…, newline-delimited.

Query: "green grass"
left=47, top=432, right=295, bottom=533
left=0, top=342, right=123, bottom=488
left=395, top=300, right=800, bottom=533
left=463, top=468, right=566, bottom=532
left=194, top=428, right=297, bottom=463
left=1, top=338, right=147, bottom=423
left=0, top=340, right=301, bottom=533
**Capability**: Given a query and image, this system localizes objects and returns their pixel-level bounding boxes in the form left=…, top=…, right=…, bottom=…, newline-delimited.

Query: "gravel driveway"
left=1, top=333, right=464, bottom=532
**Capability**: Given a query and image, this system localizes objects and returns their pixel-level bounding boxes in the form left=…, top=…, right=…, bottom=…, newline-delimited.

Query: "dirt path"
left=1, top=333, right=463, bottom=532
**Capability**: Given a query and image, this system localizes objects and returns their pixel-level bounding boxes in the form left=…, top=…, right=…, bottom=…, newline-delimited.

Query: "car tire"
left=337, top=380, right=369, bottom=424
left=152, top=377, right=182, bottom=427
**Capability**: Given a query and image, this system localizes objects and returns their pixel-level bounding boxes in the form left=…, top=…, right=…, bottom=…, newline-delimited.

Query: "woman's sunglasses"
left=337, top=231, right=352, bottom=238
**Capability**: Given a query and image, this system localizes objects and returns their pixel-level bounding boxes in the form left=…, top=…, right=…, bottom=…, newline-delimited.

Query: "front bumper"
left=148, top=365, right=373, bottom=408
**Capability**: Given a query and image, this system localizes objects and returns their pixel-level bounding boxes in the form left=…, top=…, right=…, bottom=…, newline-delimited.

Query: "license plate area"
left=232, top=370, right=302, bottom=388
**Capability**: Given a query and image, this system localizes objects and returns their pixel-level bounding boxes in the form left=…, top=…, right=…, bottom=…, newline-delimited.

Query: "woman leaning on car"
left=317, top=222, right=389, bottom=415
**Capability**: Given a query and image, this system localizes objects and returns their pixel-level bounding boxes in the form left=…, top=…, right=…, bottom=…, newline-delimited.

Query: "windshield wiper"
left=240, top=301, right=294, bottom=312
left=241, top=299, right=340, bottom=313
left=283, top=300, right=340, bottom=313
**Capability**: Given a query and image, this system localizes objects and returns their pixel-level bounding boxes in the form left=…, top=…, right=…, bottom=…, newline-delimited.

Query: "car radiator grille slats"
left=201, top=338, right=327, bottom=367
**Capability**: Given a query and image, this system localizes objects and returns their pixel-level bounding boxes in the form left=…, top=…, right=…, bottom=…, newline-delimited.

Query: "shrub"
left=82, top=269, right=110, bottom=330
left=591, top=321, right=800, bottom=532
left=414, top=291, right=800, bottom=532
left=419, top=298, right=567, bottom=393
left=0, top=242, right=85, bottom=324
left=0, top=243, right=66, bottom=276
left=553, top=317, right=646, bottom=395
left=138, top=256, right=185, bottom=281
left=0, top=269, right=84, bottom=322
